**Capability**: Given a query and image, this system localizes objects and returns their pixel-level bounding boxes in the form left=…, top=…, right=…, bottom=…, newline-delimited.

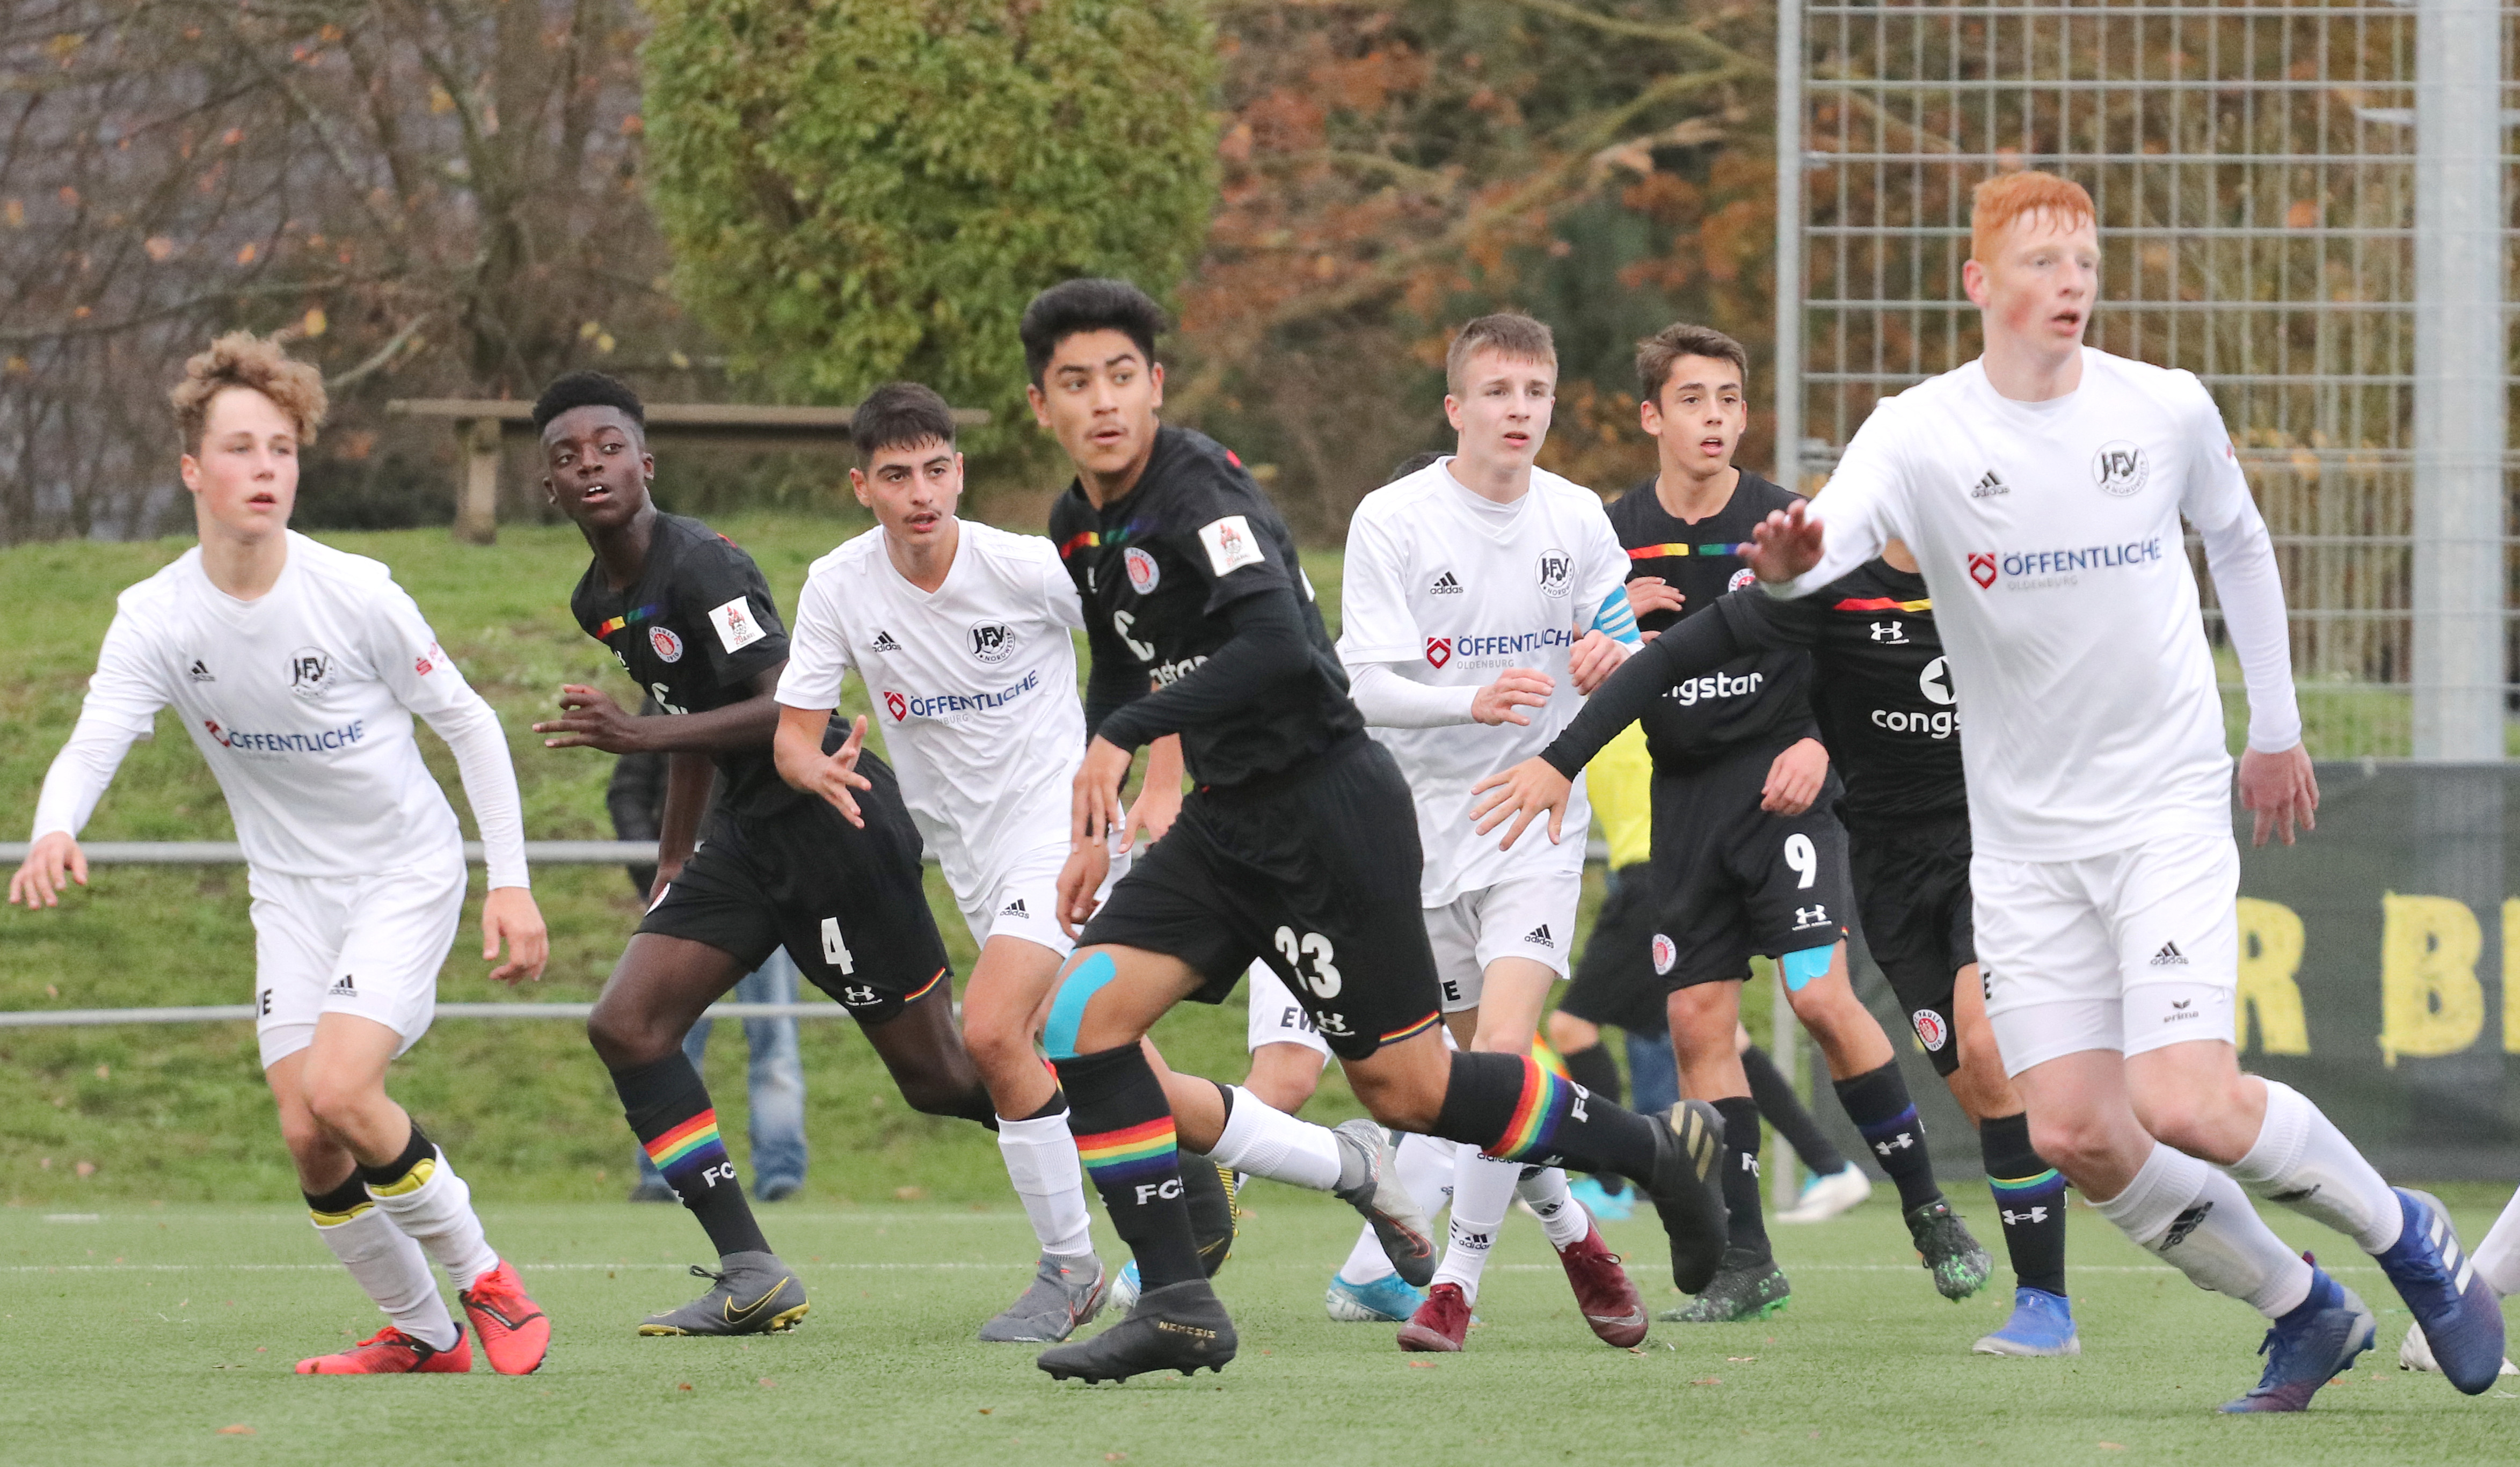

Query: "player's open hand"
left=482, top=885, right=549, bottom=986
left=2237, top=742, right=2319, bottom=847
left=797, top=714, right=874, bottom=827
left=1472, top=669, right=1554, bottom=727
left=6, top=831, right=88, bottom=909
left=1055, top=838, right=1112, bottom=939
left=1762, top=736, right=1829, bottom=815
left=1625, top=576, right=1684, bottom=620
left=1568, top=630, right=1630, bottom=695
left=1470, top=756, right=1574, bottom=850
left=534, top=683, right=646, bottom=752
left=1072, top=736, right=1133, bottom=851
left=1740, top=500, right=1825, bottom=585
left=1123, top=735, right=1186, bottom=851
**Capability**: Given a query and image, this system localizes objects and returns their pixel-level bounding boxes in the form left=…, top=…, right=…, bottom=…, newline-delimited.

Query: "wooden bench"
left=385, top=399, right=991, bottom=544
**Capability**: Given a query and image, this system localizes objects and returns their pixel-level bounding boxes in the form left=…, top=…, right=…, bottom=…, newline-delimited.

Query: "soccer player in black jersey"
left=1014, top=279, right=1732, bottom=1382
left=1479, top=533, right=2079, bottom=1354
left=528, top=371, right=997, bottom=1337
left=1510, top=323, right=1988, bottom=1324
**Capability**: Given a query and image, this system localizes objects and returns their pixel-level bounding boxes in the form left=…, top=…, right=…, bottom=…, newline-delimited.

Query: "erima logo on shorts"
left=1651, top=933, right=1677, bottom=975
left=1661, top=670, right=1762, bottom=707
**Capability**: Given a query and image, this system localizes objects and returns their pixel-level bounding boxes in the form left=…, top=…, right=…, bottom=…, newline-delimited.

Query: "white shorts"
left=250, top=852, right=468, bottom=1069
left=1973, top=831, right=2240, bottom=1077
left=957, top=840, right=1129, bottom=960
left=1424, top=871, right=1584, bottom=1013
left=1246, top=960, right=1331, bottom=1057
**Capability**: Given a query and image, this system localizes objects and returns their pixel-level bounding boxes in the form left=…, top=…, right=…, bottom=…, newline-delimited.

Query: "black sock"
left=1557, top=1043, right=1631, bottom=1193
left=356, top=1121, right=435, bottom=1190
left=1056, top=1044, right=1204, bottom=1291
left=612, top=1053, right=770, bottom=1258
left=1015, top=1088, right=1069, bottom=1123
left=1740, top=1043, right=1850, bottom=1177
left=303, top=1172, right=369, bottom=1221
left=1834, top=1061, right=1944, bottom=1213
left=1982, top=1111, right=2068, bottom=1297
left=1429, top=1049, right=1661, bottom=1184
left=1711, top=1096, right=1772, bottom=1265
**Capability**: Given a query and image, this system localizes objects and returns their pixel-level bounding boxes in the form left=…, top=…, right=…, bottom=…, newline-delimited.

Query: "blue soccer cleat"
left=1324, top=1271, right=1428, bottom=1323
left=1107, top=1259, right=1141, bottom=1316
left=2374, top=1188, right=2507, bottom=1397
left=1972, top=1287, right=2080, bottom=1357
left=1567, top=1176, right=1637, bottom=1223
left=2217, top=1268, right=2374, bottom=1413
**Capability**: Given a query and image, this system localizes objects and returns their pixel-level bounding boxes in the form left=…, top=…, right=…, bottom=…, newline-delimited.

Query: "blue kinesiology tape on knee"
left=1041, top=951, right=1120, bottom=1060
left=1780, top=944, right=1833, bottom=993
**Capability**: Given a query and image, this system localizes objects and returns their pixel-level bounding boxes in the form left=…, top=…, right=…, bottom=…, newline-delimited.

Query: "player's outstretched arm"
left=773, top=702, right=872, bottom=826
left=537, top=670, right=781, bottom=755
left=1740, top=500, right=1827, bottom=585
left=8, top=831, right=88, bottom=909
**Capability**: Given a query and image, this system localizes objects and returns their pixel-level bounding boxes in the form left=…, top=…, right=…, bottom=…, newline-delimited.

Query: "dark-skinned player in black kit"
left=1017, top=279, right=1731, bottom=1383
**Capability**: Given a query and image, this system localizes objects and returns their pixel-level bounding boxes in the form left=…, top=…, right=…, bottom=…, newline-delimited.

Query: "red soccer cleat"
left=459, top=1259, right=551, bottom=1375
left=1396, top=1282, right=1473, bottom=1353
left=295, top=1325, right=472, bottom=1375
left=1555, top=1218, right=1648, bottom=1347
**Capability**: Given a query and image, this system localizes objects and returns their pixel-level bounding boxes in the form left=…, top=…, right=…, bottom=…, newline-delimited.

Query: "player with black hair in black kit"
left=1015, top=278, right=1732, bottom=1383
left=529, top=370, right=997, bottom=1339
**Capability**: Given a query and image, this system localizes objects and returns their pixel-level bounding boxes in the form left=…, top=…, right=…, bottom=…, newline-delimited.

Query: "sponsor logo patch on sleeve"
left=710, top=597, right=766, bottom=654
left=1198, top=515, right=1265, bottom=577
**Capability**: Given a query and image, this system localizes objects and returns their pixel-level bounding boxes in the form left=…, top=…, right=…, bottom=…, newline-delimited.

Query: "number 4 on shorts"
left=820, top=917, right=855, bottom=974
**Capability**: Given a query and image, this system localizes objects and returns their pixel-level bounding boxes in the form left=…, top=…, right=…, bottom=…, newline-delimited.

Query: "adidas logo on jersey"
left=1000, top=897, right=1029, bottom=918
left=187, top=659, right=215, bottom=683
left=870, top=630, right=902, bottom=654
left=1429, top=571, right=1464, bottom=595
left=327, top=974, right=357, bottom=997
left=2149, top=941, right=2188, bottom=967
left=1521, top=923, right=1554, bottom=949
left=1969, top=469, right=2009, bottom=499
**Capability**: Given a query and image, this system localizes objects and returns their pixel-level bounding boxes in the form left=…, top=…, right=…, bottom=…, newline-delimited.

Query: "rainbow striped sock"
left=644, top=1109, right=732, bottom=1192
left=1484, top=1055, right=1578, bottom=1163
left=1076, top=1116, right=1179, bottom=1194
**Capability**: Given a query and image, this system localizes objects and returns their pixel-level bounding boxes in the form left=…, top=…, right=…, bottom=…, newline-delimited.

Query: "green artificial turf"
left=2, top=1187, right=2513, bottom=1466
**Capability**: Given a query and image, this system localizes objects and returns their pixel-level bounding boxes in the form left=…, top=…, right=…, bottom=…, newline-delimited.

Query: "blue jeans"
left=1623, top=1026, right=1680, bottom=1117
left=633, top=950, right=810, bottom=1193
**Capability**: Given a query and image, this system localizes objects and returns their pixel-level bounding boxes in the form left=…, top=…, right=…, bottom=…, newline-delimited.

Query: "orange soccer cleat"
left=459, top=1259, right=551, bottom=1375
left=296, top=1325, right=472, bottom=1375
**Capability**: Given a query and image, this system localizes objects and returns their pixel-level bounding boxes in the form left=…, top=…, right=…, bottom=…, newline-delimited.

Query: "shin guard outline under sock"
left=1833, top=1062, right=1943, bottom=1213
left=613, top=1053, right=770, bottom=1258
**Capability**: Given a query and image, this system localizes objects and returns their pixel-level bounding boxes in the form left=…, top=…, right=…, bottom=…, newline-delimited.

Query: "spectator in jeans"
left=609, top=707, right=810, bottom=1202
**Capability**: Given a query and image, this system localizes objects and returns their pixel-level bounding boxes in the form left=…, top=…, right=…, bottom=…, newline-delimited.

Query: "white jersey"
left=31, top=531, right=526, bottom=885
left=776, top=521, right=1086, bottom=906
left=1772, top=348, right=2293, bottom=861
left=1337, top=460, right=1632, bottom=905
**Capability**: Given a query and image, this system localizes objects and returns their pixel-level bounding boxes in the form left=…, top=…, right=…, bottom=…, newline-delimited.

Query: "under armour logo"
left=840, top=985, right=877, bottom=1006
left=1868, top=621, right=1907, bottom=644
left=1794, top=904, right=1829, bottom=928
left=1874, top=1133, right=1914, bottom=1154
left=1315, top=1012, right=1352, bottom=1036
left=2000, top=1206, right=2049, bottom=1225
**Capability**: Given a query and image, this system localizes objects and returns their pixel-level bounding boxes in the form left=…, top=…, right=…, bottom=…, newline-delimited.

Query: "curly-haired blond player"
left=8, top=333, right=554, bottom=1376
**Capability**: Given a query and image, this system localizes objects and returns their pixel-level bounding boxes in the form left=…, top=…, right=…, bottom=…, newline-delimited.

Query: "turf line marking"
left=3, top=1260, right=2396, bottom=1278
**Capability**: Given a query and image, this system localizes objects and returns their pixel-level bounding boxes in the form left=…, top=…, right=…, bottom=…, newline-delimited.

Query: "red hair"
left=1970, top=171, right=2096, bottom=264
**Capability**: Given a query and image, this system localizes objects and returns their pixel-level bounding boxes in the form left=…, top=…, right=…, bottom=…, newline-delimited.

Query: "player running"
left=9, top=333, right=553, bottom=1376
left=1564, top=323, right=1989, bottom=1322
left=1479, top=536, right=2083, bottom=1355
left=1732, top=170, right=2503, bottom=1410
left=530, top=371, right=998, bottom=1338
left=1334, top=312, right=1649, bottom=1352
left=1013, top=278, right=1730, bottom=1384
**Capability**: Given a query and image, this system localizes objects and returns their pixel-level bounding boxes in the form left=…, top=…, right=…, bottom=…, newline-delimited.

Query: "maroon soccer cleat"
left=1396, top=1282, right=1474, bottom=1353
left=1555, top=1218, right=1648, bottom=1347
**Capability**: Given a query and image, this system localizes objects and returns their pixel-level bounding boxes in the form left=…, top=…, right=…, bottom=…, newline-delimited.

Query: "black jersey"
left=1712, top=560, right=1965, bottom=827
left=1605, top=471, right=1816, bottom=770
left=1050, top=424, right=1361, bottom=788
left=570, top=512, right=800, bottom=824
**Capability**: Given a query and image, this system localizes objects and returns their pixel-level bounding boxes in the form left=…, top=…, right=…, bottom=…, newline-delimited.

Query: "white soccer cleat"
left=1775, top=1163, right=1873, bottom=1224
left=2400, top=1319, right=2518, bottom=1376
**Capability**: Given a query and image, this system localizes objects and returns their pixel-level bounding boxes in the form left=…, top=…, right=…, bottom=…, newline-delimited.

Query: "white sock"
left=2091, top=1142, right=2311, bottom=1318
left=2230, top=1079, right=2402, bottom=1252
left=1429, top=1150, right=1523, bottom=1303
left=1207, top=1086, right=1342, bottom=1192
left=1338, top=1132, right=1459, bottom=1285
left=365, top=1145, right=499, bottom=1291
left=1517, top=1165, right=1589, bottom=1250
left=2475, top=1184, right=2520, bottom=1297
left=312, top=1204, right=457, bottom=1349
left=997, top=1107, right=1095, bottom=1259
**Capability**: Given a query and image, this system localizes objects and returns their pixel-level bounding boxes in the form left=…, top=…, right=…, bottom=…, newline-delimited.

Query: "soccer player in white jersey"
left=773, top=384, right=1434, bottom=1340
left=1737, top=171, right=2506, bottom=1411
left=7, top=334, right=552, bottom=1376
left=1334, top=313, right=1649, bottom=1352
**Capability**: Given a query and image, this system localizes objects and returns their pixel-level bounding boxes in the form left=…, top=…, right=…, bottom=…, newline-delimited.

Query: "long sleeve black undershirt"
left=1091, top=589, right=1314, bottom=753
left=1538, top=604, right=1752, bottom=778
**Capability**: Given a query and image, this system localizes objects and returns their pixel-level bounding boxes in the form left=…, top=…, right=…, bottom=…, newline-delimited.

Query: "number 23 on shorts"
left=1272, top=926, right=1342, bottom=998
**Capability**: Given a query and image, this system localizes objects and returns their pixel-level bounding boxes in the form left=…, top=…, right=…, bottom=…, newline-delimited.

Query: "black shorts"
left=1846, top=809, right=1975, bottom=1076
left=1079, top=734, right=1442, bottom=1062
left=1557, top=865, right=1669, bottom=1036
left=1648, top=741, right=1857, bottom=991
left=639, top=755, right=951, bottom=1025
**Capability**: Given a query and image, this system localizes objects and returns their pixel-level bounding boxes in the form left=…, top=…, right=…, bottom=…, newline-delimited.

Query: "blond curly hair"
left=170, top=331, right=327, bottom=453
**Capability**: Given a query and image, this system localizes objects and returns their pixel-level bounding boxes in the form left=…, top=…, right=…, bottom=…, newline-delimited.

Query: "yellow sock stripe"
left=368, top=1152, right=438, bottom=1199
left=310, top=1199, right=375, bottom=1227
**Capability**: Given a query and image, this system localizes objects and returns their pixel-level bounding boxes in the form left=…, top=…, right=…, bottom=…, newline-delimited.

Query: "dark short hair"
left=1635, top=323, right=1749, bottom=404
left=850, top=382, right=959, bottom=459
left=533, top=369, right=646, bottom=436
left=1386, top=451, right=1444, bottom=484
left=1445, top=313, right=1556, bottom=394
left=1019, top=278, right=1166, bottom=387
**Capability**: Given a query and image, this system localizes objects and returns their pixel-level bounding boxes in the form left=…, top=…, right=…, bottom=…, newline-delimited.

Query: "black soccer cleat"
left=1659, top=1246, right=1793, bottom=1323
left=1036, top=1278, right=1239, bottom=1383
left=1646, top=1100, right=1730, bottom=1294
left=1180, top=1154, right=1239, bottom=1279
left=1905, top=1199, right=1993, bottom=1302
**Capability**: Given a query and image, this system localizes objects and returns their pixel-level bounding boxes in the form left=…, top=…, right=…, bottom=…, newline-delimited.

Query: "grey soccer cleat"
left=1037, top=1278, right=1238, bottom=1383
left=1331, top=1120, right=1438, bottom=1288
left=638, top=1252, right=809, bottom=1336
left=979, top=1253, right=1108, bottom=1343
left=1906, top=1199, right=1994, bottom=1302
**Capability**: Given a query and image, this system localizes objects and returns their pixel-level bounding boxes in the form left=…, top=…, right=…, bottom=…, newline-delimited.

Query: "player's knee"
left=300, top=1072, right=381, bottom=1140
left=1243, top=1046, right=1323, bottom=1113
left=2025, top=1112, right=2118, bottom=1180
left=585, top=1001, right=669, bottom=1070
left=2128, top=1082, right=2253, bottom=1163
left=1038, top=950, right=1119, bottom=1062
left=961, top=1005, right=1034, bottom=1079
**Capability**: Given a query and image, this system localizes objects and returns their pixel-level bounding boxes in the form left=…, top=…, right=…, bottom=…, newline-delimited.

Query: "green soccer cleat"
left=638, top=1252, right=809, bottom=1336
left=1659, top=1247, right=1791, bottom=1323
left=1906, top=1199, right=1994, bottom=1302
left=1037, top=1278, right=1238, bottom=1383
